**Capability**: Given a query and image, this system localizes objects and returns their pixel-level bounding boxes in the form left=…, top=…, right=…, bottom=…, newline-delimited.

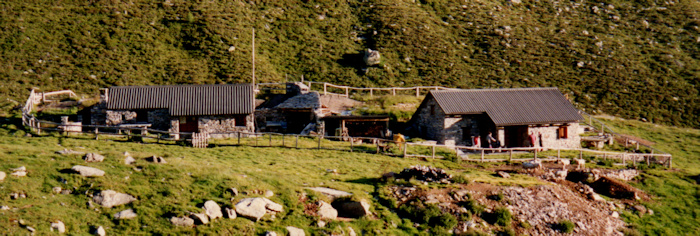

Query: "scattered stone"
left=61, top=189, right=72, bottom=195
left=396, top=165, right=452, bottom=183
left=497, top=171, right=511, bottom=178
left=347, top=227, right=356, bottom=236
left=286, top=226, right=305, bottom=236
left=265, top=190, right=274, bottom=198
left=50, top=220, right=66, bottom=233
left=523, top=160, right=542, bottom=169
left=170, top=216, right=194, bottom=227
left=71, top=165, right=105, bottom=177
left=1, top=206, right=10, bottom=210
left=0, top=171, right=5, bottom=181
left=26, top=226, right=36, bottom=232
left=10, top=192, right=26, bottom=200
left=93, top=190, right=137, bottom=208
left=317, top=220, right=326, bottom=227
left=632, top=205, right=647, bottom=214
left=190, top=213, right=209, bottom=225
left=84, top=153, right=105, bottom=163
left=225, top=207, right=237, bottom=219
left=124, top=156, right=136, bottom=165
left=95, top=226, right=106, bottom=236
left=114, top=209, right=138, bottom=220
left=203, top=200, right=223, bottom=220
left=146, top=155, right=166, bottom=164
left=317, top=201, right=338, bottom=220
left=590, top=193, right=605, bottom=202
left=335, top=199, right=371, bottom=218
left=611, top=211, right=619, bottom=218
left=11, top=166, right=27, bottom=177
left=508, top=0, right=521, bottom=4
left=229, top=188, right=239, bottom=196
left=53, top=187, right=62, bottom=194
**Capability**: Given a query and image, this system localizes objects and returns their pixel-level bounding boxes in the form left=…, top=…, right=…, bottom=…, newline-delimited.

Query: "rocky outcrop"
left=84, top=153, right=105, bottom=162
left=71, top=165, right=105, bottom=177
left=396, top=165, right=452, bottom=183
left=363, top=49, right=381, bottom=66
left=305, top=187, right=352, bottom=200
left=93, top=190, right=136, bottom=208
left=334, top=200, right=371, bottom=218
left=203, top=200, right=223, bottom=220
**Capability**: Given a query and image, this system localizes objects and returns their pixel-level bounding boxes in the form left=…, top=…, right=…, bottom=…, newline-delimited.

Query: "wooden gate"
left=191, top=132, right=209, bottom=148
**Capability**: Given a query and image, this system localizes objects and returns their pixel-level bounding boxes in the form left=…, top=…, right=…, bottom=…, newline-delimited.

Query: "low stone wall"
left=529, top=123, right=582, bottom=149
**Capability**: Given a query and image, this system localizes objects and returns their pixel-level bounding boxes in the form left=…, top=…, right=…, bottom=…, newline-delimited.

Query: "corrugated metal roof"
left=275, top=92, right=321, bottom=109
left=430, top=87, right=583, bottom=126
left=107, top=84, right=254, bottom=116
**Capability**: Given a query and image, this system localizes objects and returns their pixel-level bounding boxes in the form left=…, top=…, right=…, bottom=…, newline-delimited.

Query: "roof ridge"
left=109, top=83, right=252, bottom=89
left=431, top=87, right=559, bottom=93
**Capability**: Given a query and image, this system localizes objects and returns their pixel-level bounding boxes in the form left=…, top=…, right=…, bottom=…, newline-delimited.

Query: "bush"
left=398, top=202, right=457, bottom=230
left=492, top=207, right=512, bottom=226
left=497, top=228, right=517, bottom=236
left=452, top=174, right=471, bottom=184
left=460, top=199, right=485, bottom=216
left=553, top=220, right=575, bottom=233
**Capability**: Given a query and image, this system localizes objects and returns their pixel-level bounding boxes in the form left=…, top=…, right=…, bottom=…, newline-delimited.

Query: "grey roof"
left=275, top=92, right=321, bottom=109
left=429, top=87, right=583, bottom=126
left=107, top=84, right=254, bottom=116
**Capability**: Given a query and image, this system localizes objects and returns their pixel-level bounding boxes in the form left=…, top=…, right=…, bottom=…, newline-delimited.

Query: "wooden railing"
left=256, top=81, right=456, bottom=98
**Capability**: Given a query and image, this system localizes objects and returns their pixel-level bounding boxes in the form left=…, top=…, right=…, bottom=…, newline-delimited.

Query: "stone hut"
left=93, top=84, right=254, bottom=140
left=408, top=88, right=584, bottom=149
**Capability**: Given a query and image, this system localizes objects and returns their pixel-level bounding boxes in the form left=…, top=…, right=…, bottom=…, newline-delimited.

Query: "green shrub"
left=492, top=207, right=512, bottom=226
left=452, top=174, right=471, bottom=184
left=553, top=220, right=575, bottom=233
left=497, top=228, right=517, bottom=236
left=460, top=199, right=485, bottom=216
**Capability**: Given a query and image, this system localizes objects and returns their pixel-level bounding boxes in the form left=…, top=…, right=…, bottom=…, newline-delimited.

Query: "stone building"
left=408, top=88, right=584, bottom=149
left=92, top=84, right=254, bottom=139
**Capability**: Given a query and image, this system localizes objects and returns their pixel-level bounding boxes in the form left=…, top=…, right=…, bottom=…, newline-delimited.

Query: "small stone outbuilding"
left=92, top=84, right=254, bottom=139
left=408, top=87, right=584, bottom=149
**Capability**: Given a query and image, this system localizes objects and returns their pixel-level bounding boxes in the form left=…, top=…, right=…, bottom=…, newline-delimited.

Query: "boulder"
left=0, top=171, right=5, bottom=181
left=56, top=149, right=84, bottom=155
left=1, top=206, right=10, bottom=210
left=335, top=200, right=371, bottom=218
left=265, top=190, right=274, bottom=198
left=286, top=226, right=305, bottom=236
left=225, top=207, right=237, bottom=219
left=114, top=209, right=138, bottom=220
left=264, top=232, right=278, bottom=236
left=95, top=226, right=106, bottom=236
left=93, top=190, right=136, bottom=208
left=522, top=160, right=542, bottom=169
left=190, top=213, right=209, bottom=225
left=146, top=155, right=166, bottom=164
left=11, top=166, right=27, bottom=177
left=71, top=165, right=105, bottom=177
left=363, top=49, right=381, bottom=66
left=50, top=220, right=66, bottom=233
left=124, top=156, right=136, bottom=165
left=229, top=187, right=239, bottom=196
left=305, top=187, right=352, bottom=200
left=497, top=171, right=511, bottom=178
left=84, top=153, right=105, bottom=163
left=317, top=201, right=338, bottom=220
left=235, top=197, right=284, bottom=221
left=170, top=216, right=194, bottom=227
left=348, top=227, right=356, bottom=236
left=52, top=187, right=62, bottom=194
left=203, top=200, right=223, bottom=220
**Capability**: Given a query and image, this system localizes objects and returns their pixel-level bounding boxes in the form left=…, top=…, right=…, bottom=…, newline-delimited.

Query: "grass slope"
left=0, top=0, right=698, bottom=127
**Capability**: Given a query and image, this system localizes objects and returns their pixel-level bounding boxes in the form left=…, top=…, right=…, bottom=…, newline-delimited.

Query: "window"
left=558, top=125, right=568, bottom=139
left=428, top=105, right=435, bottom=116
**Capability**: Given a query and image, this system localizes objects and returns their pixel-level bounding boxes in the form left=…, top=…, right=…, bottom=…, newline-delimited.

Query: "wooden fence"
left=256, top=81, right=456, bottom=98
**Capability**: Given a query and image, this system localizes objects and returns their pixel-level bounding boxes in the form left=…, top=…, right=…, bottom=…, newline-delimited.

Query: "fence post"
left=557, top=149, right=560, bottom=159
left=668, top=156, right=672, bottom=168
left=534, top=148, right=538, bottom=159
left=579, top=150, right=583, bottom=159
left=509, top=149, right=513, bottom=161
left=416, top=87, right=420, bottom=97
left=323, top=83, right=327, bottom=95
left=392, top=88, right=396, bottom=95
left=481, top=149, right=484, bottom=162
left=238, top=132, right=241, bottom=145
left=318, top=135, right=322, bottom=150
left=269, top=133, right=272, bottom=147
left=403, top=143, right=407, bottom=157
left=375, top=139, right=380, bottom=154
left=432, top=145, right=436, bottom=159
left=350, top=139, right=354, bottom=152
left=370, top=88, right=373, bottom=96
left=345, top=87, right=349, bottom=97
left=645, top=155, right=650, bottom=167
left=94, top=128, right=99, bottom=140
left=282, top=134, right=285, bottom=147
left=622, top=153, right=626, bottom=165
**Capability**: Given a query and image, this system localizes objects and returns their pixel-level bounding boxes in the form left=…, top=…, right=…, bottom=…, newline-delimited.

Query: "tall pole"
left=252, top=28, right=256, bottom=86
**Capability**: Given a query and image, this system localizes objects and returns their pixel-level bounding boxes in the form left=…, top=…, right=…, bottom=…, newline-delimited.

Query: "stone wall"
left=412, top=98, right=446, bottom=142
left=443, top=115, right=493, bottom=146
left=89, top=102, right=107, bottom=125
left=528, top=123, right=582, bottom=149
left=168, top=118, right=180, bottom=140
left=147, top=109, right=170, bottom=130
left=105, top=110, right=137, bottom=125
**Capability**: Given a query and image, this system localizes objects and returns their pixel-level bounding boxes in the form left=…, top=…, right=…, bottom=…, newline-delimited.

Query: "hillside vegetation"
left=0, top=0, right=698, bottom=127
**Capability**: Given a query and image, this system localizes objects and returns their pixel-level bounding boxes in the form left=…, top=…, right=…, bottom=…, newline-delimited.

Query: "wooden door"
left=179, top=116, right=198, bottom=133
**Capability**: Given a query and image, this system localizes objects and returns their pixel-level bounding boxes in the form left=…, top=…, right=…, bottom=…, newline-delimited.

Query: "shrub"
left=452, top=174, right=471, bottom=184
left=497, top=228, right=517, bottom=236
left=460, top=199, right=485, bottom=216
left=553, top=220, right=575, bottom=233
left=492, top=207, right=512, bottom=226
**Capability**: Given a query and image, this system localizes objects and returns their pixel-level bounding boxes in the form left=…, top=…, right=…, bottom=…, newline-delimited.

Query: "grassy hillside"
left=0, top=0, right=698, bottom=127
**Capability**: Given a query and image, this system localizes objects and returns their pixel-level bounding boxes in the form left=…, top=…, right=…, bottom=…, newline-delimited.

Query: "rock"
left=114, top=209, right=138, bottom=220
left=611, top=211, right=619, bottom=218
left=497, top=171, right=511, bottom=178
left=124, top=156, right=136, bottom=165
left=590, top=193, right=605, bottom=202
left=335, top=200, right=371, bottom=218
left=93, top=190, right=137, bottom=208
left=95, top=226, right=106, bottom=236
left=56, top=149, right=83, bottom=155
left=235, top=197, right=284, bottom=221
left=305, top=187, right=352, bottom=200
left=632, top=205, right=647, bottom=214
left=363, top=48, right=381, bottom=66
left=286, top=226, right=305, bottom=236
left=225, top=207, right=237, bottom=219
left=71, top=165, right=105, bottom=177
left=265, top=190, right=274, bottom=198
left=84, top=153, right=105, bottom=162
left=317, top=201, right=338, bottom=220
left=170, top=216, right=194, bottom=227
left=50, top=220, right=66, bottom=233
left=10, top=192, right=25, bottom=200
left=1, top=206, right=9, bottom=210
left=0, top=171, right=5, bottom=181
left=555, top=169, right=568, bottom=179
left=396, top=165, right=452, bottom=183
left=53, top=187, right=62, bottom=194
left=509, top=0, right=521, bottom=4
left=26, top=226, right=36, bottom=232
left=190, top=213, right=209, bottom=225
left=648, top=209, right=654, bottom=215
left=203, top=200, right=223, bottom=220
left=317, top=220, right=326, bottom=227
left=347, top=227, right=356, bottom=236
left=11, top=166, right=27, bottom=177
left=229, top=188, right=239, bottom=196
left=146, top=155, right=166, bottom=163
left=264, top=231, right=278, bottom=236
left=522, top=160, right=542, bottom=169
